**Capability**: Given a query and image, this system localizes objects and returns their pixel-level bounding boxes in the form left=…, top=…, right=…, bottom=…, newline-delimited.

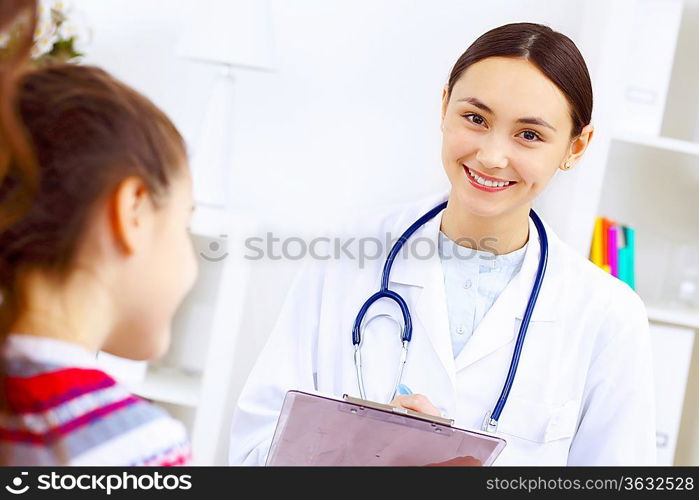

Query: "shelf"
left=127, top=365, right=202, bottom=407
left=646, top=305, right=699, bottom=330
left=612, top=132, right=699, bottom=156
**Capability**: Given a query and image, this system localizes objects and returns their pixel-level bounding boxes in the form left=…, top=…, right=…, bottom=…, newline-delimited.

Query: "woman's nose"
left=475, top=134, right=509, bottom=170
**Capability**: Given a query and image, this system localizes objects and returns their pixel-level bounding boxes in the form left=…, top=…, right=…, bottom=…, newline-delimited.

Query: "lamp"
left=177, top=0, right=275, bottom=208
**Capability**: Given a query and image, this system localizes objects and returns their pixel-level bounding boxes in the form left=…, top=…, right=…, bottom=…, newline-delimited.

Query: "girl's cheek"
left=183, top=238, right=198, bottom=292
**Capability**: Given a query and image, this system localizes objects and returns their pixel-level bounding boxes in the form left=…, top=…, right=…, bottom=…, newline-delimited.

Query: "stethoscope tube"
left=483, top=208, right=548, bottom=433
left=352, top=202, right=447, bottom=400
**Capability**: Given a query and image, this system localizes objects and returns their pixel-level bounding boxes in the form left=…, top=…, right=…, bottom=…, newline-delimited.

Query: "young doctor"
left=229, top=23, right=656, bottom=466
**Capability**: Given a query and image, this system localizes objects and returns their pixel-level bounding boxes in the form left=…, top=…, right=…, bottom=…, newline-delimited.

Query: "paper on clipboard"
left=266, top=390, right=506, bottom=466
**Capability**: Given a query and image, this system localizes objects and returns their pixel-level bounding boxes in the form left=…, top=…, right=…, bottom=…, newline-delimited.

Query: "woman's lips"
left=463, top=165, right=516, bottom=193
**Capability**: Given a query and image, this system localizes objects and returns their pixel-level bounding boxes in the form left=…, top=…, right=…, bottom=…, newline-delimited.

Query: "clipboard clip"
left=342, top=394, right=454, bottom=427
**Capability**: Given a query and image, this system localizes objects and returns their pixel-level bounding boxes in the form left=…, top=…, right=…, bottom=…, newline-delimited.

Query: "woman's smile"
left=464, top=165, right=518, bottom=192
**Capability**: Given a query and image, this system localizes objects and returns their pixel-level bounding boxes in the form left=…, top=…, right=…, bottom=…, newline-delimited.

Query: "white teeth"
left=467, top=167, right=511, bottom=188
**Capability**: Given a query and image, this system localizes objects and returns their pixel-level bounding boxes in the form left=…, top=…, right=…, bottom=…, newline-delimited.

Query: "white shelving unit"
left=129, top=365, right=201, bottom=408
left=612, top=131, right=699, bottom=156
left=647, top=305, right=699, bottom=331
left=597, top=0, right=699, bottom=465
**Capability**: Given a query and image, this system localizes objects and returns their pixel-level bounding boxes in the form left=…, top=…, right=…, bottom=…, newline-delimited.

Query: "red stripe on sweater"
left=4, top=368, right=116, bottom=414
left=0, top=395, right=141, bottom=444
left=154, top=451, right=192, bottom=466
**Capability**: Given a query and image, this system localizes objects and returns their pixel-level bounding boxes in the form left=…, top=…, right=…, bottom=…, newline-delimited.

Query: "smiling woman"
left=440, top=25, right=593, bottom=255
left=229, top=23, right=655, bottom=466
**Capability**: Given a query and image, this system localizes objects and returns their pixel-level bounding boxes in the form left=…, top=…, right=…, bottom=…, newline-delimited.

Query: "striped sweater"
left=0, top=334, right=191, bottom=466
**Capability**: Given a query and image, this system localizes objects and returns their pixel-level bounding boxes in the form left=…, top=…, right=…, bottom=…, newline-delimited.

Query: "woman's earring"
left=561, top=160, right=572, bottom=171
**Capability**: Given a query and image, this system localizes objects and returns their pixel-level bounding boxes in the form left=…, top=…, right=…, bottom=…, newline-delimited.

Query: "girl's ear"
left=109, top=176, right=154, bottom=255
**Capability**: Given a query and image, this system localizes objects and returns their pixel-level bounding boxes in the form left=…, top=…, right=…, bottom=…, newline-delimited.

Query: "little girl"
left=1, top=0, right=198, bottom=465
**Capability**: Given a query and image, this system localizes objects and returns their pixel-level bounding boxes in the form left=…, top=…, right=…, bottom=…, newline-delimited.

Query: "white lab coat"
left=229, top=192, right=656, bottom=466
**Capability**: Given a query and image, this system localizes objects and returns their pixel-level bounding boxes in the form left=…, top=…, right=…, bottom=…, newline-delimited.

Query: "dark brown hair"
left=0, top=0, right=187, bottom=334
left=447, top=22, right=593, bottom=138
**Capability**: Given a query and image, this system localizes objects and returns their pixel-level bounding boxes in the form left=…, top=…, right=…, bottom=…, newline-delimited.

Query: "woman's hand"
left=389, top=394, right=442, bottom=417
left=389, top=394, right=482, bottom=467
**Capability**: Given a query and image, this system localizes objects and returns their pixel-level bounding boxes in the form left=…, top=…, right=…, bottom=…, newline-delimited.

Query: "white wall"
left=72, top=0, right=618, bottom=464
left=74, top=0, right=596, bottom=226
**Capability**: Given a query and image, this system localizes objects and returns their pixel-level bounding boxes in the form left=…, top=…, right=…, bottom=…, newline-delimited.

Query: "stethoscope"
left=351, top=200, right=548, bottom=433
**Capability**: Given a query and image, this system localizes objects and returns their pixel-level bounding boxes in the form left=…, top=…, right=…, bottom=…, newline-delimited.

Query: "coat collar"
left=388, top=196, right=559, bottom=321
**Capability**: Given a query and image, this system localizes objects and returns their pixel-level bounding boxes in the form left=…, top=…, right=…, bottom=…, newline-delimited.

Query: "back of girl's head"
left=0, top=0, right=187, bottom=333
left=447, top=22, right=593, bottom=138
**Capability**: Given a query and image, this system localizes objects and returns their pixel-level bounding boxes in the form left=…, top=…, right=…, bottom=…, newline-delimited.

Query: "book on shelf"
left=590, top=216, right=635, bottom=290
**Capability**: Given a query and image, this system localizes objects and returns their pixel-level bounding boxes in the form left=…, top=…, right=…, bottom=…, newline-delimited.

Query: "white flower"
left=34, top=17, right=55, bottom=41
left=0, top=0, right=82, bottom=59
left=31, top=32, right=57, bottom=58
left=58, top=21, right=77, bottom=40
left=37, top=0, right=53, bottom=24
left=37, top=0, right=50, bottom=16
left=50, top=0, right=70, bottom=22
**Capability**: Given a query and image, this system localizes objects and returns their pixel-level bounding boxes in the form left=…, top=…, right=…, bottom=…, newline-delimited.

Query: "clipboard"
left=265, top=390, right=506, bottom=466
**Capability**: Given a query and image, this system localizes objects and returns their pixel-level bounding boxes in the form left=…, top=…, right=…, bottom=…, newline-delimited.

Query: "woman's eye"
left=463, top=113, right=486, bottom=126
left=519, top=130, right=542, bottom=142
